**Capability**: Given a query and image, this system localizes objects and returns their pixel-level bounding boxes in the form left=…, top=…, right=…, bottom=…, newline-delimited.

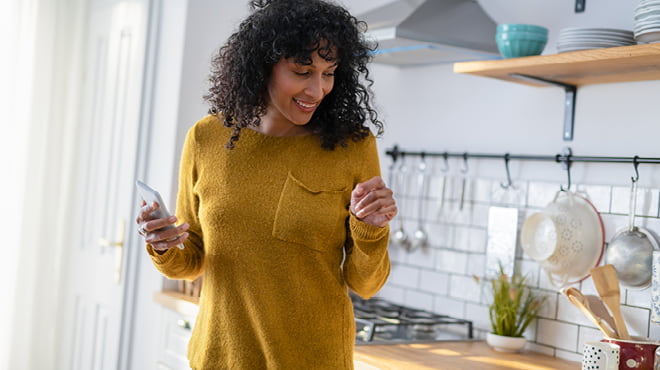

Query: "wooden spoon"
left=590, top=264, right=631, bottom=340
left=562, top=287, right=618, bottom=338
left=583, top=294, right=617, bottom=335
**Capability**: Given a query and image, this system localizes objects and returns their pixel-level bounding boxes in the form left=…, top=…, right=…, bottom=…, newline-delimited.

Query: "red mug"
left=602, top=337, right=660, bottom=370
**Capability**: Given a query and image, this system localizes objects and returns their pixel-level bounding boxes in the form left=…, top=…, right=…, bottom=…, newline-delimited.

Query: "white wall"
left=173, top=0, right=250, bottom=175
left=373, top=64, right=660, bottom=187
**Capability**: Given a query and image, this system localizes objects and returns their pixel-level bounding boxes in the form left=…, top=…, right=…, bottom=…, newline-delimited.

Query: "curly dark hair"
left=204, top=0, right=383, bottom=150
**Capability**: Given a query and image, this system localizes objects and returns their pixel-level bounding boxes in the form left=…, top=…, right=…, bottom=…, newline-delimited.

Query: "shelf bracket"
left=509, top=73, right=577, bottom=141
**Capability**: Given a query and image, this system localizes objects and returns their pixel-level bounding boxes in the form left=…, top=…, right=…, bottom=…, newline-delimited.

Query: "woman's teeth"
left=295, top=99, right=315, bottom=108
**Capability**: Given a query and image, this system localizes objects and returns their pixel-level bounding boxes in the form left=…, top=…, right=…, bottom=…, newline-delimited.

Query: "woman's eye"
left=324, top=73, right=335, bottom=77
left=294, top=71, right=310, bottom=76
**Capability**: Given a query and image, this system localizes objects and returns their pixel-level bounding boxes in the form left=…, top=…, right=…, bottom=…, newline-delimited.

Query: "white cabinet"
left=155, top=295, right=198, bottom=370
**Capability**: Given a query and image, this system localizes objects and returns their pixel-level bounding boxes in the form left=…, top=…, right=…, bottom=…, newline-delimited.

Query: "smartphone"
left=135, top=180, right=184, bottom=249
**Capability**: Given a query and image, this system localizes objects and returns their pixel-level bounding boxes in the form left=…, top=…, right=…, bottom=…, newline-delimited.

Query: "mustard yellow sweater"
left=148, top=115, right=390, bottom=369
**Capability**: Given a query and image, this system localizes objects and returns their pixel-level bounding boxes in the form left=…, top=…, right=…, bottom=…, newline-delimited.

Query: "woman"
left=136, top=0, right=397, bottom=368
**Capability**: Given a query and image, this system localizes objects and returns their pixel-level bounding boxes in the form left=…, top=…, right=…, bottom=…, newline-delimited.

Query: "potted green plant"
left=477, top=264, right=545, bottom=352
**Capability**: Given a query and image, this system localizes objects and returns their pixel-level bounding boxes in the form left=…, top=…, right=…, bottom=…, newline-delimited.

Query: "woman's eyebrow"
left=291, top=61, right=338, bottom=69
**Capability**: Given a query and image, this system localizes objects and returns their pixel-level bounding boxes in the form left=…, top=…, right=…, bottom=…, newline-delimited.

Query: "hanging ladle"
left=459, top=153, right=468, bottom=211
left=411, top=154, right=429, bottom=250
left=391, top=155, right=410, bottom=249
left=437, top=153, right=449, bottom=218
left=500, top=153, right=514, bottom=189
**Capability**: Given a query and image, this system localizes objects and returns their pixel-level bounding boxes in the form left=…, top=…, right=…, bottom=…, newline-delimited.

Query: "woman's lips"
left=294, top=98, right=317, bottom=112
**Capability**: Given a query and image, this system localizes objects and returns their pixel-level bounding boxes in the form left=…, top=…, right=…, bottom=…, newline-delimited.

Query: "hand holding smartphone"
left=135, top=180, right=185, bottom=249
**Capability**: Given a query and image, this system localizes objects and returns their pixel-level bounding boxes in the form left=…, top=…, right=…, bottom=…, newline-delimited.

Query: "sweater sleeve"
left=342, top=134, right=391, bottom=299
left=146, top=122, right=205, bottom=281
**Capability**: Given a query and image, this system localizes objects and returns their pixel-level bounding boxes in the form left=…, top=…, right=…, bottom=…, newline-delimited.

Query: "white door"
left=58, top=0, right=149, bottom=369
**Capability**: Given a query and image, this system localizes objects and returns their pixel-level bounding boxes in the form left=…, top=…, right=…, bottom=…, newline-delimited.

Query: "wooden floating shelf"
left=453, top=43, right=660, bottom=87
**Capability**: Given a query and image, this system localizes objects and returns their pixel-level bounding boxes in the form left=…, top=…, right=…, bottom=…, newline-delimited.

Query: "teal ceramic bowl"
left=497, top=23, right=549, bottom=36
left=497, top=32, right=549, bottom=42
left=496, top=23, right=548, bottom=58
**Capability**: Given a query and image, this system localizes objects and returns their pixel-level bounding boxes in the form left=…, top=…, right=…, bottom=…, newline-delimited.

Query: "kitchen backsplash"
left=378, top=158, right=660, bottom=363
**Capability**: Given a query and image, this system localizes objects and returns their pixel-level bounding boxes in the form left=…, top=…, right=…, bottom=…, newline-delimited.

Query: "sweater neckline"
left=243, top=126, right=317, bottom=143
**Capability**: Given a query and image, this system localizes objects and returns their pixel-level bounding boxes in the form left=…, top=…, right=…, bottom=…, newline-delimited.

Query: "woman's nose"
left=304, top=76, right=329, bottom=100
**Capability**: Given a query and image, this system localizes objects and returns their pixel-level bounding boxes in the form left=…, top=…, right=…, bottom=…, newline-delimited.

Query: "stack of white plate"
left=635, top=0, right=660, bottom=43
left=557, top=27, right=635, bottom=53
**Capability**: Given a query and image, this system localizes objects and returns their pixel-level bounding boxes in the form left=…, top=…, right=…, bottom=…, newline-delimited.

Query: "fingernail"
left=169, top=216, right=177, bottom=222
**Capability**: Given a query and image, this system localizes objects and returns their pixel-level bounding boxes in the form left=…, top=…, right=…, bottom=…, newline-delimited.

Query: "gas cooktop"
left=351, top=294, right=474, bottom=345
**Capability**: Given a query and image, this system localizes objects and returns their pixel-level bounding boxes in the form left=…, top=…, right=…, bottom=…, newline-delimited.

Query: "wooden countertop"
left=354, top=341, right=578, bottom=370
left=154, top=291, right=199, bottom=317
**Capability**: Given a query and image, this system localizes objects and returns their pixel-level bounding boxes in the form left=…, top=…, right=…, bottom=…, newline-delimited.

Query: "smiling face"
left=260, top=50, right=337, bottom=136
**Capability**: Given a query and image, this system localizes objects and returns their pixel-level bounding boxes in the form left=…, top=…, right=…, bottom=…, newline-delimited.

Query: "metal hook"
left=390, top=145, right=400, bottom=163
left=560, top=165, right=572, bottom=192
left=461, top=152, right=469, bottom=174
left=632, top=155, right=640, bottom=183
left=500, top=153, right=513, bottom=189
left=440, top=152, right=449, bottom=172
left=558, top=147, right=572, bottom=191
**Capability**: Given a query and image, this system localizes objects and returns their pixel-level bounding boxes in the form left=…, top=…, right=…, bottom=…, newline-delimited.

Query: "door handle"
left=99, top=239, right=123, bottom=247
left=98, top=219, right=125, bottom=284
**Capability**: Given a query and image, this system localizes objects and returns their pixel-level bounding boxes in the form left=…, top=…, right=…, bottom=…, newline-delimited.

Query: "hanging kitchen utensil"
left=459, top=153, right=468, bottom=211
left=485, top=206, right=519, bottom=278
left=606, top=159, right=658, bottom=289
left=520, top=191, right=605, bottom=287
left=559, top=147, right=572, bottom=192
left=411, top=154, right=428, bottom=250
left=562, top=287, right=618, bottom=338
left=391, top=155, right=410, bottom=249
left=387, top=158, right=400, bottom=246
left=437, top=153, right=449, bottom=219
left=590, top=264, right=631, bottom=340
left=652, top=251, right=660, bottom=323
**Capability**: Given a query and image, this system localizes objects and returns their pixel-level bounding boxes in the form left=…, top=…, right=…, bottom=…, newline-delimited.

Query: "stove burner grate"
left=352, top=294, right=474, bottom=344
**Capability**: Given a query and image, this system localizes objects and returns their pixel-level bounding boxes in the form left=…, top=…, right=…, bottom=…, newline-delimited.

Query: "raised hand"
left=350, top=176, right=397, bottom=228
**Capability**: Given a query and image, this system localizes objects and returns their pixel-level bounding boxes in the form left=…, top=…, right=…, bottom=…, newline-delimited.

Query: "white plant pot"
left=486, top=332, right=527, bottom=352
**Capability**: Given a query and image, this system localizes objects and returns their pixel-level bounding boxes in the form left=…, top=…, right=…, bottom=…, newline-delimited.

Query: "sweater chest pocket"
left=272, top=172, right=350, bottom=251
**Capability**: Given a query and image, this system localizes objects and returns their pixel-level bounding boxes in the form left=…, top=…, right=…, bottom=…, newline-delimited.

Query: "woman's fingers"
left=136, top=201, right=190, bottom=250
left=352, top=187, right=394, bottom=215
left=351, top=176, right=398, bottom=227
left=145, top=222, right=190, bottom=250
left=143, top=215, right=178, bottom=232
left=136, top=202, right=163, bottom=223
left=144, top=222, right=189, bottom=240
left=150, top=232, right=190, bottom=251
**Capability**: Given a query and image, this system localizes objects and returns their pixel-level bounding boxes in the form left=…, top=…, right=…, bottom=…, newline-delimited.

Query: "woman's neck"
left=251, top=118, right=311, bottom=137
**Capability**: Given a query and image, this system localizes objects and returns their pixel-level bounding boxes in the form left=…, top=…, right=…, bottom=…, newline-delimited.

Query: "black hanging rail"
left=385, top=146, right=660, bottom=165
left=386, top=146, right=660, bottom=190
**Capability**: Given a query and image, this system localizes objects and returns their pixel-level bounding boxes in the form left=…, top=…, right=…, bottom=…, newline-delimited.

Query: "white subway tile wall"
left=379, top=174, right=658, bottom=359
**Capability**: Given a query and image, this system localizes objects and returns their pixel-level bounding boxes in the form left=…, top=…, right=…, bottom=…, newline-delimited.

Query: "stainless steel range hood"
left=359, top=0, right=500, bottom=66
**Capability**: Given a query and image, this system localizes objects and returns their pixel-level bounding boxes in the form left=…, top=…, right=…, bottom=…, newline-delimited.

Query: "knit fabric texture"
left=147, top=115, right=390, bottom=369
